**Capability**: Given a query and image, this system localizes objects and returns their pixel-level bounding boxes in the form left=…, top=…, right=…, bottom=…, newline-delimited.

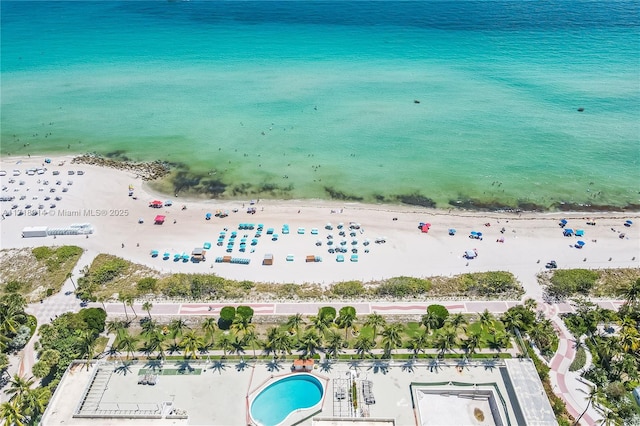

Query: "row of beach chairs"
left=138, top=374, right=157, bottom=386
left=362, top=380, right=375, bottom=405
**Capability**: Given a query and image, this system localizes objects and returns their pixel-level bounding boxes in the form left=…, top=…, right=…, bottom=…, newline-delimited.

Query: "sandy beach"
left=1, top=155, right=638, bottom=299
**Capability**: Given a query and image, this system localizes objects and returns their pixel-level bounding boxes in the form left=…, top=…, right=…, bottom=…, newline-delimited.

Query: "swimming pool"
left=250, top=373, right=324, bottom=426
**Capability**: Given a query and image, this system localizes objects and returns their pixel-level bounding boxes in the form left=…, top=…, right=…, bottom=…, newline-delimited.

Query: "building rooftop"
left=41, top=358, right=555, bottom=426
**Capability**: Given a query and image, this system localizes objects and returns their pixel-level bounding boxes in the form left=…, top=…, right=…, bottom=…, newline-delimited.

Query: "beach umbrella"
left=476, top=232, right=483, bottom=238
left=163, top=252, right=170, bottom=259
left=205, top=213, right=212, bottom=220
left=150, top=250, right=159, bottom=257
left=625, top=220, right=633, bottom=226
left=449, top=228, right=456, bottom=235
left=203, top=242, right=212, bottom=249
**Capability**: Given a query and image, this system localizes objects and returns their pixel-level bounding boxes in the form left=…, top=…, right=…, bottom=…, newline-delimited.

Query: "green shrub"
left=427, top=304, right=449, bottom=328
left=375, top=277, right=431, bottom=298
left=220, top=306, right=236, bottom=321
left=78, top=308, right=107, bottom=333
left=569, top=346, right=586, bottom=372
left=92, top=258, right=128, bottom=284
left=319, top=306, right=337, bottom=322
left=466, top=271, right=518, bottom=295
left=331, top=281, right=365, bottom=298
left=5, top=280, right=23, bottom=293
left=548, top=269, right=599, bottom=299
left=32, top=247, right=53, bottom=261
left=137, top=277, right=158, bottom=293
left=236, top=306, right=254, bottom=321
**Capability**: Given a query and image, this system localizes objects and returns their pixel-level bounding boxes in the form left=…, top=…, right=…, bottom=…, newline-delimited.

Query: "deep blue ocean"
left=2, top=1, right=639, bottom=209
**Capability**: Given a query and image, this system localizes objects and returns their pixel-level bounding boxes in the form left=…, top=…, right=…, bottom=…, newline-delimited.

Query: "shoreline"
left=1, top=154, right=639, bottom=294
left=5, top=152, right=639, bottom=213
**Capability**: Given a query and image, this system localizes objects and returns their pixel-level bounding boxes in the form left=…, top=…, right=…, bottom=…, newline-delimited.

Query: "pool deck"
left=42, top=358, right=552, bottom=426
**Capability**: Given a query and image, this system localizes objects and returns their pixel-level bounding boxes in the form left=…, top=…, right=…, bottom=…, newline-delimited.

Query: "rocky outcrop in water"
left=71, top=154, right=170, bottom=181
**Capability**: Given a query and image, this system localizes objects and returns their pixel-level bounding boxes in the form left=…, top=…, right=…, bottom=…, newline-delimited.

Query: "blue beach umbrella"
left=449, top=228, right=456, bottom=235
left=203, top=242, right=212, bottom=249
left=205, top=213, right=212, bottom=220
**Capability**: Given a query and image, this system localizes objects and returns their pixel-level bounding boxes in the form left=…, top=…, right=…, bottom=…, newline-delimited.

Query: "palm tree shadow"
left=483, top=359, right=497, bottom=372
left=174, top=360, right=194, bottom=374
left=319, top=359, right=334, bottom=373
left=167, top=342, right=181, bottom=354
left=114, top=361, right=134, bottom=376
left=368, top=360, right=389, bottom=375
left=428, top=359, right=441, bottom=373
left=211, top=361, right=227, bottom=375
left=266, top=359, right=282, bottom=372
left=144, top=359, right=163, bottom=372
left=235, top=359, right=249, bottom=372
left=401, top=359, right=415, bottom=373
left=348, top=360, right=362, bottom=371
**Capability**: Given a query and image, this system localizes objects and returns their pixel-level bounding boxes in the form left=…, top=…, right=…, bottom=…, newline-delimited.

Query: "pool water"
left=250, top=374, right=324, bottom=426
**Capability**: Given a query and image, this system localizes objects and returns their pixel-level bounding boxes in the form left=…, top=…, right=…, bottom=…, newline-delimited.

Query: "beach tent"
left=164, top=200, right=173, bottom=206
left=336, top=254, right=345, bottom=262
left=263, top=254, right=274, bottom=265
left=154, top=215, right=166, bottom=225
left=203, top=242, right=212, bottom=250
left=419, top=222, right=431, bottom=233
left=563, top=228, right=574, bottom=237
left=149, top=200, right=163, bottom=208
left=575, top=229, right=584, bottom=237
left=575, top=240, right=585, bottom=249
left=559, top=219, right=568, bottom=228
left=325, top=223, right=333, bottom=230
left=464, top=250, right=477, bottom=259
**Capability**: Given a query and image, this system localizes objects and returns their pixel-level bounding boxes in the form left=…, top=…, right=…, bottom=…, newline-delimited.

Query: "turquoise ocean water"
left=1, top=1, right=639, bottom=210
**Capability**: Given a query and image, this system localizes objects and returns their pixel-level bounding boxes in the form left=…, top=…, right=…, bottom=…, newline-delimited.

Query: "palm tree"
left=364, top=312, right=386, bottom=340
left=501, top=309, right=524, bottom=334
left=243, top=330, right=260, bottom=359
left=77, top=329, right=98, bottom=370
left=380, top=323, right=404, bottom=358
left=0, top=298, right=26, bottom=336
left=406, top=330, right=428, bottom=357
left=598, top=410, right=621, bottom=426
left=573, top=385, right=601, bottom=426
left=487, top=331, right=509, bottom=353
left=201, top=318, right=217, bottom=346
left=618, top=277, right=640, bottom=306
left=20, top=387, right=50, bottom=421
left=169, top=319, right=190, bottom=344
left=307, top=313, right=334, bottom=337
left=353, top=335, right=375, bottom=359
left=286, top=314, right=305, bottom=337
left=118, top=293, right=130, bottom=322
left=127, top=296, right=138, bottom=320
left=218, top=333, right=233, bottom=358
left=478, top=309, right=495, bottom=333
left=0, top=400, right=26, bottom=426
left=180, top=331, right=205, bottom=359
left=140, top=319, right=158, bottom=338
left=106, top=319, right=126, bottom=337
left=462, top=330, right=481, bottom=360
left=142, top=302, right=153, bottom=319
left=231, top=315, right=255, bottom=339
left=298, top=330, right=322, bottom=359
left=4, top=375, right=34, bottom=402
left=336, top=306, right=357, bottom=339
left=435, top=327, right=457, bottom=357
left=447, top=313, right=468, bottom=333
left=325, top=331, right=345, bottom=359
left=617, top=317, right=640, bottom=353
left=66, top=272, right=77, bottom=291
left=421, top=311, right=440, bottom=335
left=274, top=330, right=293, bottom=359
left=116, top=331, right=138, bottom=360
left=144, top=328, right=166, bottom=360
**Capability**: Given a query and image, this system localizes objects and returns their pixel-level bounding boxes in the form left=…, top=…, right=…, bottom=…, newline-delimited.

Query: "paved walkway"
left=6, top=250, right=98, bottom=402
